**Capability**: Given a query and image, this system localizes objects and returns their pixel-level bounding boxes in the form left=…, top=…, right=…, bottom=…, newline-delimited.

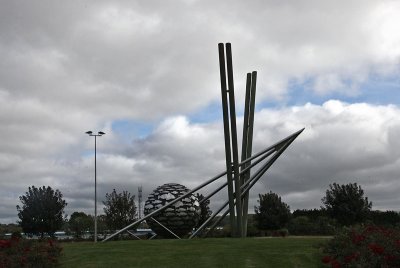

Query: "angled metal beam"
left=241, top=73, right=252, bottom=185
left=149, top=234, right=157, bottom=240
left=200, top=128, right=304, bottom=238
left=150, top=217, right=181, bottom=239
left=191, top=139, right=287, bottom=239
left=241, top=71, right=257, bottom=236
left=126, top=230, right=141, bottom=240
left=225, top=43, right=242, bottom=237
left=199, top=146, right=276, bottom=206
left=239, top=127, right=303, bottom=167
left=193, top=140, right=285, bottom=237
left=240, top=73, right=252, bottom=237
left=218, top=43, right=237, bottom=235
left=202, top=206, right=230, bottom=238
left=199, top=182, right=227, bottom=204
left=241, top=129, right=304, bottom=196
left=189, top=199, right=229, bottom=239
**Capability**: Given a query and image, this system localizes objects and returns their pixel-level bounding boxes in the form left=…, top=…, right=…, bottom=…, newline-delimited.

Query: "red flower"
left=10, top=236, right=20, bottom=243
left=0, top=240, right=11, bottom=248
left=344, top=252, right=359, bottom=263
left=368, top=243, right=385, bottom=255
left=331, top=259, right=341, bottom=268
left=322, top=255, right=333, bottom=264
left=364, top=225, right=378, bottom=234
left=20, top=256, right=27, bottom=265
left=351, top=234, right=365, bottom=244
left=384, top=254, right=397, bottom=262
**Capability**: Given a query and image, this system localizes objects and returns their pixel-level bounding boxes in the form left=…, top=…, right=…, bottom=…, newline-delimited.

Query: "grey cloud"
left=3, top=100, right=400, bottom=222
left=1, top=0, right=399, bottom=120
left=1, top=1, right=400, bottom=223
left=81, top=102, right=400, bottom=220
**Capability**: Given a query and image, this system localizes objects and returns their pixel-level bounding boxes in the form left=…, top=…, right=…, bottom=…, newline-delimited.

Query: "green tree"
left=16, top=185, right=67, bottom=237
left=370, top=210, right=400, bottom=227
left=103, top=189, right=137, bottom=231
left=96, top=214, right=108, bottom=238
left=69, top=212, right=93, bottom=239
left=195, top=193, right=212, bottom=227
left=0, top=223, right=22, bottom=238
left=322, top=182, right=372, bottom=226
left=254, top=191, right=291, bottom=231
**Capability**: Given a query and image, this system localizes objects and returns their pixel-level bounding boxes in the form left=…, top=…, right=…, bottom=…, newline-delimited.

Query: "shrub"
left=321, top=225, right=400, bottom=267
left=254, top=192, right=291, bottom=231
left=370, top=210, right=400, bottom=227
left=272, top=228, right=289, bottom=237
left=0, top=237, right=62, bottom=267
left=289, top=216, right=336, bottom=236
left=288, top=216, right=314, bottom=235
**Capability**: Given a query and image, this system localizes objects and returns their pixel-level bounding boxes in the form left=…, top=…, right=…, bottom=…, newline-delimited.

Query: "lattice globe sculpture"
left=144, top=183, right=201, bottom=238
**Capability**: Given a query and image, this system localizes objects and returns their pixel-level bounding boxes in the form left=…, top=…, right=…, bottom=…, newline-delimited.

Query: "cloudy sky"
left=1, top=0, right=400, bottom=224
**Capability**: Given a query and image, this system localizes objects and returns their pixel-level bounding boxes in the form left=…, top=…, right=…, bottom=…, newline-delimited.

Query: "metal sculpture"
left=144, top=183, right=201, bottom=238
left=102, top=43, right=303, bottom=241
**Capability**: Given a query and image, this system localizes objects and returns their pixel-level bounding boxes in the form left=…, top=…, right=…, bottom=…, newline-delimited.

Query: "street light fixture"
left=86, top=131, right=105, bottom=242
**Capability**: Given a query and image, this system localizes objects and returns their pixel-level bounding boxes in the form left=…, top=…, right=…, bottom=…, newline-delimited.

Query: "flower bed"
left=0, top=236, right=62, bottom=267
left=321, top=225, right=400, bottom=267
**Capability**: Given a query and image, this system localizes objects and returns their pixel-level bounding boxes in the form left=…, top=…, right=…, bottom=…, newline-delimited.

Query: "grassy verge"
left=60, top=237, right=328, bottom=267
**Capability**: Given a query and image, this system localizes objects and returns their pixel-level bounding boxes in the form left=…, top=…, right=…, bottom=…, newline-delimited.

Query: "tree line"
left=253, top=182, right=400, bottom=236
left=4, top=182, right=400, bottom=239
left=8, top=186, right=212, bottom=239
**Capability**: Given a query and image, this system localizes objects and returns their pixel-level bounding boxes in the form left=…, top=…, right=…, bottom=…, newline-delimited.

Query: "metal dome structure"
left=144, top=183, right=201, bottom=238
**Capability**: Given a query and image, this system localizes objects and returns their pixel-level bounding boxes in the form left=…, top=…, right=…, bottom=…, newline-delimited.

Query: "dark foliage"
left=103, top=189, right=137, bottom=231
left=68, top=212, right=93, bottom=239
left=288, top=216, right=335, bottom=236
left=321, top=225, right=400, bottom=267
left=195, top=193, right=212, bottom=228
left=254, top=191, right=291, bottom=231
left=96, top=215, right=108, bottom=237
left=370, top=210, right=400, bottom=227
left=292, top=209, right=328, bottom=220
left=322, top=182, right=372, bottom=226
left=0, top=237, right=62, bottom=267
left=0, top=224, right=22, bottom=238
left=289, top=209, right=335, bottom=235
left=16, top=186, right=67, bottom=237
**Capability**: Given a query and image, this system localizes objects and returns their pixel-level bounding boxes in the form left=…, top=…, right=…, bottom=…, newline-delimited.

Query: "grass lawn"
left=60, top=236, right=329, bottom=268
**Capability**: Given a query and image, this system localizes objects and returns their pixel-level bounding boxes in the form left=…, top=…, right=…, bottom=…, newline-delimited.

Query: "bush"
left=370, top=210, right=400, bottom=227
left=288, top=216, right=314, bottom=235
left=289, top=216, right=336, bottom=236
left=254, top=192, right=291, bottom=231
left=321, top=225, right=400, bottom=267
left=0, top=237, right=62, bottom=267
left=272, top=228, right=289, bottom=237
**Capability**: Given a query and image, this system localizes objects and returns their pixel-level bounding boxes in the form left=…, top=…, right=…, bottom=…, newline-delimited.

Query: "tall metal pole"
left=85, top=131, right=105, bottom=243
left=94, top=135, right=97, bottom=243
left=241, top=71, right=257, bottom=236
left=218, top=43, right=237, bottom=235
left=240, top=73, right=252, bottom=237
left=225, top=43, right=242, bottom=237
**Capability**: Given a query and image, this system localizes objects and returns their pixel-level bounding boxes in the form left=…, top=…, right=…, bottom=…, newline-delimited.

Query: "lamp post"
left=85, top=131, right=105, bottom=242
